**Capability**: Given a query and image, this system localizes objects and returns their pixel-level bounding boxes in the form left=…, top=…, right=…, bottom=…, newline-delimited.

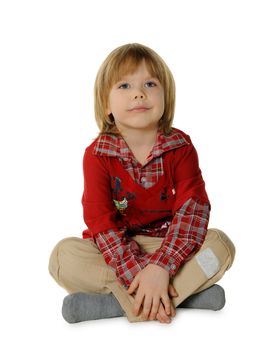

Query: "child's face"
left=106, top=60, right=164, bottom=134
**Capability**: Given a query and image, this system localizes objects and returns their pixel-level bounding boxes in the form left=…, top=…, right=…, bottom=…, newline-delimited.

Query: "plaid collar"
left=93, top=127, right=190, bottom=160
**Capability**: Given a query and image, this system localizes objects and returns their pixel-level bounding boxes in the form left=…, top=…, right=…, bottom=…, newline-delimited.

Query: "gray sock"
left=62, top=284, right=225, bottom=323
left=62, top=292, right=125, bottom=323
left=178, top=284, right=225, bottom=310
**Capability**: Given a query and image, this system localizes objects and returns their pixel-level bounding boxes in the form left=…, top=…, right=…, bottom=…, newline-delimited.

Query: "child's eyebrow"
left=115, top=76, right=159, bottom=84
left=145, top=76, right=159, bottom=81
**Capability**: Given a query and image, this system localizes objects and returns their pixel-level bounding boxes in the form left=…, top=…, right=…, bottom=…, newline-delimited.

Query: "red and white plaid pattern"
left=91, top=129, right=210, bottom=289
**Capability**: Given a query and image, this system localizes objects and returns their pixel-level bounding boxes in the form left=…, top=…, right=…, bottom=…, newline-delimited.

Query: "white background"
left=0, top=0, right=271, bottom=348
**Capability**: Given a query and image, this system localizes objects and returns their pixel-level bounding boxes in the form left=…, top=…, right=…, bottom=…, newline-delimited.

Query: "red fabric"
left=80, top=128, right=211, bottom=288
left=82, top=128, right=210, bottom=239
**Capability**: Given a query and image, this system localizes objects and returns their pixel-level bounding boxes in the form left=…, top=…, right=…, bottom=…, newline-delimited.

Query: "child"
left=48, top=43, right=235, bottom=324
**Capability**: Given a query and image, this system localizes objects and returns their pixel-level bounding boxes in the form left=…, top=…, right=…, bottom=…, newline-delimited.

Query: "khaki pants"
left=48, top=228, right=235, bottom=322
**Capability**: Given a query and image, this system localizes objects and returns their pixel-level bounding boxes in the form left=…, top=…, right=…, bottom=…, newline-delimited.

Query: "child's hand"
left=127, top=264, right=178, bottom=322
left=154, top=284, right=178, bottom=323
left=155, top=300, right=176, bottom=323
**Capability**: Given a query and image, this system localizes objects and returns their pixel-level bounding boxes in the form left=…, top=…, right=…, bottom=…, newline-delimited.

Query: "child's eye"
left=145, top=81, right=157, bottom=88
left=118, top=83, right=130, bottom=89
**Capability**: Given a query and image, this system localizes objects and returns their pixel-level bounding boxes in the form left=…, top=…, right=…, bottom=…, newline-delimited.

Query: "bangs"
left=106, top=53, right=163, bottom=88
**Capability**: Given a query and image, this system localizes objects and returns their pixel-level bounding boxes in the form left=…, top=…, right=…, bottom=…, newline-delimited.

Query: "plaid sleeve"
left=147, top=197, right=210, bottom=277
left=94, top=228, right=151, bottom=289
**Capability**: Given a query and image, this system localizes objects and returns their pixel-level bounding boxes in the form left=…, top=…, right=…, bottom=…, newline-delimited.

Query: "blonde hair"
left=94, top=43, right=176, bottom=136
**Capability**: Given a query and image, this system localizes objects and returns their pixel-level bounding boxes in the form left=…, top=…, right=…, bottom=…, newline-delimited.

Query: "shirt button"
left=170, top=264, right=176, bottom=270
left=140, top=177, right=146, bottom=183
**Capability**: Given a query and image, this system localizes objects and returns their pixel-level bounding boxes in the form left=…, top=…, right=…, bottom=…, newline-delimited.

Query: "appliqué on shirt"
left=113, top=198, right=128, bottom=215
left=111, top=176, right=136, bottom=215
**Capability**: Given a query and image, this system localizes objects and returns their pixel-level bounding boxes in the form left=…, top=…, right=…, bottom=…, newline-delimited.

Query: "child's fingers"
left=155, top=300, right=176, bottom=323
left=161, top=294, right=172, bottom=316
left=170, top=301, right=176, bottom=317
left=156, top=312, right=164, bottom=323
left=168, top=283, right=178, bottom=297
left=157, top=302, right=171, bottom=323
left=141, top=296, right=153, bottom=321
left=127, top=277, right=139, bottom=294
left=133, top=292, right=144, bottom=316
left=148, top=297, right=160, bottom=320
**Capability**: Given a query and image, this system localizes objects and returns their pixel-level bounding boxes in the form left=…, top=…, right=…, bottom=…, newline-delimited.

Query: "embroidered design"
left=160, top=187, right=176, bottom=201
left=113, top=198, right=128, bottom=215
left=160, top=187, right=168, bottom=201
left=111, top=176, right=123, bottom=196
left=126, top=192, right=136, bottom=201
left=111, top=176, right=136, bottom=215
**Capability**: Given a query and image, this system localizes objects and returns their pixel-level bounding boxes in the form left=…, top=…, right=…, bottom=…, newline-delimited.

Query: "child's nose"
left=133, top=89, right=146, bottom=99
left=134, top=94, right=144, bottom=99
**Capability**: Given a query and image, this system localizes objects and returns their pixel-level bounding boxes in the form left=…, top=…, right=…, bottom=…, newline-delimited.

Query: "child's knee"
left=206, top=228, right=236, bottom=270
left=48, top=237, right=78, bottom=282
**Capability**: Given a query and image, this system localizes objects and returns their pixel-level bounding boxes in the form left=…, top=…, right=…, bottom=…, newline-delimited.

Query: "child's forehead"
left=113, top=59, right=158, bottom=82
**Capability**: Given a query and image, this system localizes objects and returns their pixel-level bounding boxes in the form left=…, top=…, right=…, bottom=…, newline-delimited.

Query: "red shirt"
left=82, top=127, right=210, bottom=289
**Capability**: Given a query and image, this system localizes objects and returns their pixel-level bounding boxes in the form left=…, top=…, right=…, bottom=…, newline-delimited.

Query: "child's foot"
left=61, top=284, right=225, bottom=323
left=178, top=284, right=225, bottom=310
left=62, top=292, right=125, bottom=323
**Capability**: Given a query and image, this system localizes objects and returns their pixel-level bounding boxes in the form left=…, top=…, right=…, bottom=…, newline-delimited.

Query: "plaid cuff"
left=148, top=251, right=182, bottom=277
